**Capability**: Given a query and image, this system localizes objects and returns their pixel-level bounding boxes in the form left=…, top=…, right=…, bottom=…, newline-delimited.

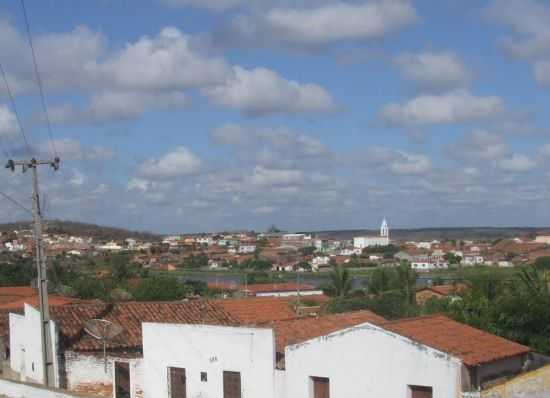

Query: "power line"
left=0, top=62, right=33, bottom=157
left=20, top=0, right=57, bottom=159
left=0, top=190, right=32, bottom=215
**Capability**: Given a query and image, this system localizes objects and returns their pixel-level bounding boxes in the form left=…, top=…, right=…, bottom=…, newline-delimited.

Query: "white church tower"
left=380, top=218, right=389, bottom=239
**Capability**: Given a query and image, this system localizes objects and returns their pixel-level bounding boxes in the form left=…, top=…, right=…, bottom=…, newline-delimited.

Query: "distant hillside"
left=0, top=220, right=160, bottom=241
left=313, top=227, right=549, bottom=242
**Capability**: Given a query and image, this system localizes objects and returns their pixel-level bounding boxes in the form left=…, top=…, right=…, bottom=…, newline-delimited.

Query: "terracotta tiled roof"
left=213, top=296, right=327, bottom=324
left=272, top=310, right=386, bottom=354
left=243, top=283, right=319, bottom=294
left=56, top=301, right=240, bottom=351
left=0, top=295, right=84, bottom=310
left=0, top=286, right=36, bottom=304
left=382, top=315, right=530, bottom=366
left=416, top=284, right=468, bottom=297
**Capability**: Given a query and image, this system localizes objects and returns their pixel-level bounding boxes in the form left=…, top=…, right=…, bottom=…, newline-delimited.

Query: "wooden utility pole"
left=6, top=157, right=59, bottom=386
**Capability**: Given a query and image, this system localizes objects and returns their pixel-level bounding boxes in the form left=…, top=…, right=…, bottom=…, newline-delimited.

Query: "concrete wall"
left=9, top=305, right=59, bottom=386
left=142, top=323, right=277, bottom=398
left=482, top=364, right=550, bottom=398
left=0, top=376, right=100, bottom=398
left=284, top=322, right=463, bottom=398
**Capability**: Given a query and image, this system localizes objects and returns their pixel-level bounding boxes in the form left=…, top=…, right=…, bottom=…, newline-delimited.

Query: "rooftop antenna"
left=84, top=319, right=123, bottom=373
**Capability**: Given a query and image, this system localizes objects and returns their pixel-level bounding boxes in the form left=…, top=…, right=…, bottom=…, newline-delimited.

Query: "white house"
left=95, top=241, right=123, bottom=251
left=238, top=244, right=256, bottom=254
left=461, top=255, right=484, bottom=266
left=196, top=236, right=214, bottom=246
left=140, top=312, right=530, bottom=398
left=353, top=219, right=390, bottom=249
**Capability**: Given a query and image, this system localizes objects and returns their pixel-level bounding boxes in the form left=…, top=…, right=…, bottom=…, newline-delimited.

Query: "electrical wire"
left=0, top=190, right=32, bottom=215
left=20, top=0, right=57, bottom=159
left=0, top=62, right=33, bottom=157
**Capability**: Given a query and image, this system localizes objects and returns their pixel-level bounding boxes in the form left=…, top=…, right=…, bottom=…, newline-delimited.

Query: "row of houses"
left=0, top=294, right=544, bottom=398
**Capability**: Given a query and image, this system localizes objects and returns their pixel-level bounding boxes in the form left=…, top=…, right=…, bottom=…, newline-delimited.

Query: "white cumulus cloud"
left=380, top=90, right=504, bottom=126
left=203, top=66, right=337, bottom=115
left=395, top=52, right=470, bottom=89
left=139, top=147, right=202, bottom=179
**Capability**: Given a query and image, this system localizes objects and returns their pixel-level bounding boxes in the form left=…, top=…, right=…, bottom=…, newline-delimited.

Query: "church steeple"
left=380, top=218, right=389, bottom=238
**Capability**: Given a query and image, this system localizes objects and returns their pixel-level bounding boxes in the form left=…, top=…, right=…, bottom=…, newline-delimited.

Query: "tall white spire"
left=380, top=218, right=389, bottom=238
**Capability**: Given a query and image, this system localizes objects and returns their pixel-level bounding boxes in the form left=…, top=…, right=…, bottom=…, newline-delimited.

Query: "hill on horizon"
left=0, top=220, right=160, bottom=241
left=312, top=227, right=550, bottom=241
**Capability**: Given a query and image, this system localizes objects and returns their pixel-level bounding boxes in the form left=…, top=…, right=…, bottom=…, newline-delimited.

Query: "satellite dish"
left=84, top=319, right=123, bottom=373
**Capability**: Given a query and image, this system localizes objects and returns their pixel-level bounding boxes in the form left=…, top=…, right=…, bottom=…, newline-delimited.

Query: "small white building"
left=196, top=236, right=214, bottom=246
left=461, top=255, right=484, bottom=266
left=95, top=241, right=123, bottom=251
left=535, top=235, right=550, bottom=244
left=141, top=312, right=529, bottom=398
left=353, top=219, right=390, bottom=249
left=238, top=244, right=256, bottom=254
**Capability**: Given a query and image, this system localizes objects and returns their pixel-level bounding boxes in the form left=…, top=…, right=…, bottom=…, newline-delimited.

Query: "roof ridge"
left=381, top=313, right=446, bottom=326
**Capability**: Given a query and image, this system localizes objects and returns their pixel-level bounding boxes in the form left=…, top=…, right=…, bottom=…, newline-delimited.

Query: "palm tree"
left=396, top=261, right=417, bottom=305
left=328, top=266, right=352, bottom=298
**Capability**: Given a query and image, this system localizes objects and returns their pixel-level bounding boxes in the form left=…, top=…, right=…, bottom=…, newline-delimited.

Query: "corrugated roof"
left=383, top=315, right=530, bottom=366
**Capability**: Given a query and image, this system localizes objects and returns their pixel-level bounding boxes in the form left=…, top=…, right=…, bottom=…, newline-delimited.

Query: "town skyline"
left=1, top=0, right=550, bottom=232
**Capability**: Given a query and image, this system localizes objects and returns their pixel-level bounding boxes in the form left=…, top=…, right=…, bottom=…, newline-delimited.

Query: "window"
left=311, top=376, right=330, bottom=398
left=223, top=371, right=241, bottom=398
left=114, top=362, right=131, bottom=398
left=409, top=385, right=433, bottom=398
left=201, top=371, right=208, bottom=382
left=168, top=367, right=186, bottom=398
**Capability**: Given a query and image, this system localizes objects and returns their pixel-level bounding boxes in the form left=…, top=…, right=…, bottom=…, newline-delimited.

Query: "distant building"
left=353, top=219, right=390, bottom=249
left=238, top=244, right=256, bottom=254
left=535, top=235, right=550, bottom=245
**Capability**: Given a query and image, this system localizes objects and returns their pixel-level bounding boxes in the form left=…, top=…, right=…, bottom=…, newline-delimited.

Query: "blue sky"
left=1, top=0, right=550, bottom=233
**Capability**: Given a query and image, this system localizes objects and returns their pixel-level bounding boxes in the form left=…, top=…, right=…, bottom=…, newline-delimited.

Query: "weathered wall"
left=482, top=364, right=550, bottom=398
left=64, top=352, right=113, bottom=397
left=284, top=322, right=463, bottom=398
left=0, top=376, right=100, bottom=398
left=142, top=323, right=276, bottom=398
left=64, top=352, right=144, bottom=398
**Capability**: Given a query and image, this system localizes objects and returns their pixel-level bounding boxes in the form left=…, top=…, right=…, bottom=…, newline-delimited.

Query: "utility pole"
left=6, top=157, right=59, bottom=387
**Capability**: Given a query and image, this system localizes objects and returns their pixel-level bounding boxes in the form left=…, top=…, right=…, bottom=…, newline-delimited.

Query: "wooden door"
left=168, top=367, right=186, bottom=398
left=223, top=371, right=241, bottom=398
left=114, top=362, right=131, bottom=398
left=410, top=385, right=433, bottom=398
left=312, top=376, right=330, bottom=398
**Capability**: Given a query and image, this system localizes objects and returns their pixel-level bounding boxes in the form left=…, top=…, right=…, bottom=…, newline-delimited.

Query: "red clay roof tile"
left=382, top=315, right=530, bottom=366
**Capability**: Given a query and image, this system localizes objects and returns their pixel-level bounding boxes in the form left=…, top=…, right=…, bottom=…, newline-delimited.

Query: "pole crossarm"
left=4, top=156, right=59, bottom=387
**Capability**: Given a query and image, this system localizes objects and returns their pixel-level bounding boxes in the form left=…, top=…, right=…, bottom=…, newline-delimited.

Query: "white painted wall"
left=9, top=304, right=59, bottom=386
left=142, top=323, right=277, bottom=398
left=284, top=322, right=463, bottom=398
left=256, top=290, right=324, bottom=297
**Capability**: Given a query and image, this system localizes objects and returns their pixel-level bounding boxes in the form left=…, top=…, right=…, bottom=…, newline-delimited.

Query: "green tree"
left=0, top=262, right=34, bottom=286
left=324, top=266, right=352, bottom=298
left=534, top=256, right=550, bottom=270
left=132, top=276, right=186, bottom=301
left=396, top=262, right=417, bottom=305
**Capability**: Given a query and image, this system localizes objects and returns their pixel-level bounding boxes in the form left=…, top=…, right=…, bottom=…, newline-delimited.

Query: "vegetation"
left=323, top=266, right=352, bottom=298
left=0, top=261, right=35, bottom=286
left=326, top=263, right=550, bottom=355
left=132, top=275, right=186, bottom=301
